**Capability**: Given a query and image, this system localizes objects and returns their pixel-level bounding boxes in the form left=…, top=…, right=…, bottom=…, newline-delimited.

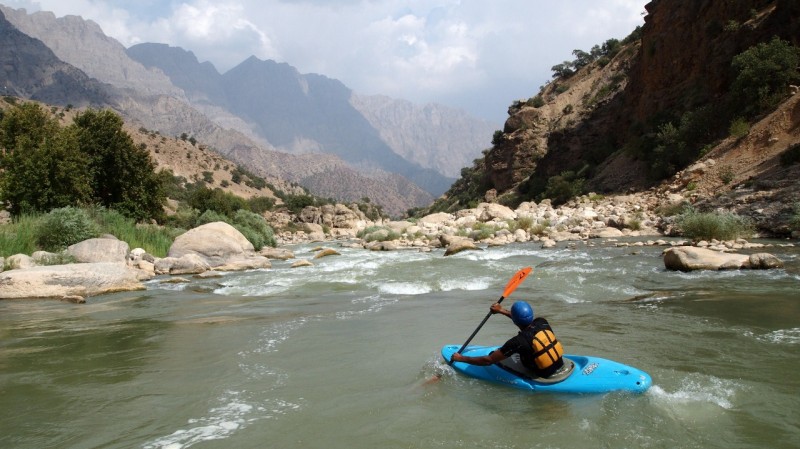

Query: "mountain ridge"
left=0, top=3, right=499, bottom=216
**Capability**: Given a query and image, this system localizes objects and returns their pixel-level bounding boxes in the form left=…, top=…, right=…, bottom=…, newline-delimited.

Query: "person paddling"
left=450, top=301, right=566, bottom=378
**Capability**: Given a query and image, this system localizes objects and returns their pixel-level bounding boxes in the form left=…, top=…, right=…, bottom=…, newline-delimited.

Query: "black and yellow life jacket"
left=531, top=327, right=564, bottom=370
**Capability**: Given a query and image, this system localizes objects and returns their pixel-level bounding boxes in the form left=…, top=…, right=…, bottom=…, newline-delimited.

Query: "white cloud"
left=1, top=0, right=648, bottom=122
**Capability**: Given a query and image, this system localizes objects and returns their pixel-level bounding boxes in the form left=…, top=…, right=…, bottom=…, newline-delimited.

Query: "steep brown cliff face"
left=470, top=0, right=800, bottom=206
left=626, top=0, right=798, bottom=126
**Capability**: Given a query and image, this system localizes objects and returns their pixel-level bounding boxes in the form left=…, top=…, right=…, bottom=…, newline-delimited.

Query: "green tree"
left=0, top=104, right=92, bottom=214
left=0, top=102, right=57, bottom=153
left=731, top=37, right=800, bottom=116
left=71, top=109, right=166, bottom=221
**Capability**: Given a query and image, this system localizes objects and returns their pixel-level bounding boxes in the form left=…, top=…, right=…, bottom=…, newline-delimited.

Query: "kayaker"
left=450, top=301, right=566, bottom=378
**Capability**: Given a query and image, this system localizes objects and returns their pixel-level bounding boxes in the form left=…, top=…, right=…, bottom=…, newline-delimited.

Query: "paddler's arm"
left=451, top=349, right=507, bottom=366
left=490, top=302, right=512, bottom=319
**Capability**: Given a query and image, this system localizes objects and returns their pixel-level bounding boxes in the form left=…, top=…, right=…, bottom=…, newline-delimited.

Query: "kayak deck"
left=441, top=344, right=652, bottom=394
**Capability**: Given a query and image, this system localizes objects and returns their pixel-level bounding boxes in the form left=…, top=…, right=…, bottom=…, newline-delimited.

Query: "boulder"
left=366, top=241, right=398, bottom=251
left=6, top=254, right=36, bottom=270
left=478, top=203, right=517, bottom=221
left=155, top=254, right=212, bottom=275
left=314, top=248, right=341, bottom=259
left=0, top=262, right=145, bottom=299
left=291, top=259, right=314, bottom=268
left=662, top=246, right=779, bottom=271
left=541, top=238, right=557, bottom=249
left=259, top=248, right=295, bottom=260
left=167, top=221, right=270, bottom=270
left=748, top=253, right=784, bottom=269
left=32, top=251, right=62, bottom=265
left=589, top=227, right=625, bottom=239
left=419, top=212, right=454, bottom=226
left=443, top=238, right=481, bottom=256
left=67, top=237, right=129, bottom=263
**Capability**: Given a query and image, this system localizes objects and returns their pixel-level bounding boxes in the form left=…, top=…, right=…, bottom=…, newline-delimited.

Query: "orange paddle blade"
left=501, top=266, right=532, bottom=299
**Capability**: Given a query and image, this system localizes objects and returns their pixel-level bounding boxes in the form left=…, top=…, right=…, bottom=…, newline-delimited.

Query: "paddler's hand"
left=451, top=353, right=465, bottom=363
left=490, top=303, right=504, bottom=314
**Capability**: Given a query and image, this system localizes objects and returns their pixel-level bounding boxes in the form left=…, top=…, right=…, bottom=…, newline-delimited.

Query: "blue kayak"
left=441, top=345, right=652, bottom=394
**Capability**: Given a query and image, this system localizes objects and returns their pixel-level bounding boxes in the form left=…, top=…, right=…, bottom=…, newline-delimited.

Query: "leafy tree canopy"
left=0, top=104, right=166, bottom=221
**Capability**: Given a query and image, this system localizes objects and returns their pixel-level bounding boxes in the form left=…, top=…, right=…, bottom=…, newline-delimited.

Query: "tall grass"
left=0, top=213, right=39, bottom=257
left=676, top=210, right=754, bottom=241
left=0, top=207, right=180, bottom=258
left=88, top=207, right=182, bottom=256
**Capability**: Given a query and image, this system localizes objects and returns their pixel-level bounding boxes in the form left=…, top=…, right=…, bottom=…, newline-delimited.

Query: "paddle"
left=422, top=266, right=533, bottom=385
left=455, top=266, right=533, bottom=355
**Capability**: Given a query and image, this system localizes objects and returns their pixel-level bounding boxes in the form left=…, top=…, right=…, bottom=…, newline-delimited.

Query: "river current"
left=1, top=239, right=798, bottom=448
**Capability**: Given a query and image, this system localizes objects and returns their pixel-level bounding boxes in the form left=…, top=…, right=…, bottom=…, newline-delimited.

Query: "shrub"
left=248, top=196, right=275, bottom=214
left=719, top=165, right=735, bottom=184
left=729, top=117, right=750, bottom=139
left=491, top=130, right=504, bottom=146
left=676, top=210, right=754, bottom=241
left=529, top=223, right=548, bottom=236
left=656, top=201, right=691, bottom=217
left=470, top=222, right=498, bottom=240
left=35, top=207, right=98, bottom=251
left=196, top=209, right=228, bottom=226
left=231, top=209, right=276, bottom=249
left=357, top=226, right=399, bottom=242
left=541, top=171, right=585, bottom=206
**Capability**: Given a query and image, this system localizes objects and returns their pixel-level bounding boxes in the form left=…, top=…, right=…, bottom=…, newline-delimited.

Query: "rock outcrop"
left=0, top=262, right=145, bottom=299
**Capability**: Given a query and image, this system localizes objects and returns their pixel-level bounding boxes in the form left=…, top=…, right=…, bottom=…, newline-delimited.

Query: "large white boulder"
left=0, top=262, right=144, bottom=299
left=167, top=222, right=270, bottom=270
left=663, top=246, right=783, bottom=271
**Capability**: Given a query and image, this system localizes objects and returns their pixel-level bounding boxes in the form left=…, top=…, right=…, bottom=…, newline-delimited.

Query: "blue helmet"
left=510, top=301, right=534, bottom=327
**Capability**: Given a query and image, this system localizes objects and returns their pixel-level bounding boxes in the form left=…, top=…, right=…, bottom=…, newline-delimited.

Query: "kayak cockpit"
left=496, top=354, right=576, bottom=384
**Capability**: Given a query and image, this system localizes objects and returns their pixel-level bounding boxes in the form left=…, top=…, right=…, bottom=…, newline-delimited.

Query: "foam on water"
left=377, top=282, right=433, bottom=295
left=649, top=374, right=740, bottom=411
left=336, top=294, right=398, bottom=319
left=744, top=327, right=800, bottom=345
left=142, top=390, right=302, bottom=449
left=439, top=277, right=493, bottom=292
left=242, top=316, right=310, bottom=356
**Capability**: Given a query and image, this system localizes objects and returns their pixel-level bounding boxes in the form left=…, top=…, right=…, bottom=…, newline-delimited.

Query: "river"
left=1, top=239, right=798, bottom=449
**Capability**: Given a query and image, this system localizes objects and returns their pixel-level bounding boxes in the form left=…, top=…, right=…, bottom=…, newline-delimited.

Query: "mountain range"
left=0, top=4, right=499, bottom=217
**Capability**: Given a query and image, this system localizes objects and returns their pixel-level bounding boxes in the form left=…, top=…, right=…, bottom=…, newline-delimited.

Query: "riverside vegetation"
left=2, top=13, right=799, bottom=295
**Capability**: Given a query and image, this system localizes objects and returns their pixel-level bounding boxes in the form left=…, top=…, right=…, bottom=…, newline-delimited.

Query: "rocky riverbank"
left=1, top=190, right=794, bottom=301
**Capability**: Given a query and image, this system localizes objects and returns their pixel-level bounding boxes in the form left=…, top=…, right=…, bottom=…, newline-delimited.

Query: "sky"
left=3, top=0, right=648, bottom=123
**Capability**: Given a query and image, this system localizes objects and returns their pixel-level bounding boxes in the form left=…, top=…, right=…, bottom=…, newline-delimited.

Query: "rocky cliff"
left=436, top=0, right=800, bottom=234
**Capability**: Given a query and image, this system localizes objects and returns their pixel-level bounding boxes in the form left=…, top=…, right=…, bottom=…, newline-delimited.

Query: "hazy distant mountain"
left=0, top=5, right=181, bottom=99
left=0, top=9, right=111, bottom=106
left=127, top=46, right=456, bottom=196
left=350, top=94, right=496, bottom=178
left=127, top=43, right=496, bottom=181
left=126, top=43, right=226, bottom=105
